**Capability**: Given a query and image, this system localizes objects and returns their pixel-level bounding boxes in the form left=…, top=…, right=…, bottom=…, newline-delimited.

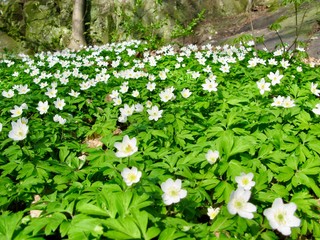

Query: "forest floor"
left=186, top=1, right=320, bottom=63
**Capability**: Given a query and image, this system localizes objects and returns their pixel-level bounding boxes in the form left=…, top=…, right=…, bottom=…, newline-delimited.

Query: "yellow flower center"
left=124, top=144, right=133, bottom=153
left=234, top=200, right=243, bottom=210
left=242, top=178, right=249, bottom=185
left=127, top=173, right=137, bottom=182
left=169, top=189, right=179, bottom=197
left=275, top=212, right=286, bottom=225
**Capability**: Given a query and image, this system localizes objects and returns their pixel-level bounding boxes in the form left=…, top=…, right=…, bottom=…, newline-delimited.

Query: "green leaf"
left=210, top=216, right=234, bottom=232
left=44, top=212, right=67, bottom=235
left=104, top=217, right=141, bottom=239
left=275, top=166, right=294, bottom=182
left=0, top=212, right=23, bottom=240
left=261, top=231, right=278, bottom=240
left=214, top=181, right=233, bottom=203
left=76, top=203, right=109, bottom=217
left=307, top=140, right=320, bottom=155
left=146, top=227, right=161, bottom=239
left=150, top=130, right=168, bottom=139
left=294, top=172, right=320, bottom=198
left=59, top=146, right=70, bottom=162
left=301, top=157, right=320, bottom=175
left=291, top=191, right=319, bottom=218
left=158, top=228, right=185, bottom=240
left=229, top=136, right=256, bottom=157
left=271, top=184, right=289, bottom=198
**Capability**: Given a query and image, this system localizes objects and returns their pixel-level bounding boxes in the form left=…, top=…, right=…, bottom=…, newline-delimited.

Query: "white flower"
left=267, top=70, right=283, bottom=86
left=273, top=49, right=283, bottom=56
left=202, top=79, right=218, bottom=92
left=310, top=82, right=320, bottom=96
left=191, top=71, right=200, bottom=79
left=205, top=150, right=219, bottom=164
left=268, top=58, right=278, bottom=65
left=159, top=87, right=175, bottom=102
left=45, top=87, right=58, bottom=98
left=263, top=198, right=301, bottom=236
left=159, top=71, right=167, bottom=80
left=146, top=82, right=156, bottom=91
left=120, top=84, right=129, bottom=93
left=134, top=103, right=144, bottom=113
left=113, top=97, right=122, bottom=106
left=271, top=96, right=285, bottom=107
left=39, top=82, right=48, bottom=89
left=227, top=188, right=257, bottom=219
left=51, top=82, right=58, bottom=88
left=207, top=207, right=220, bottom=220
left=54, top=98, right=66, bottom=110
left=121, top=167, right=142, bottom=186
left=145, top=100, right=152, bottom=108
left=120, top=104, right=135, bottom=117
left=312, top=103, right=320, bottom=115
left=109, top=90, right=119, bottom=99
left=37, top=101, right=49, bottom=114
left=10, top=104, right=25, bottom=118
left=114, top=135, right=138, bottom=158
left=296, top=66, right=302, bottom=72
left=256, top=78, right=271, bottom=95
left=53, top=114, right=66, bottom=125
left=12, top=71, right=19, bottom=77
left=118, top=114, right=127, bottom=123
left=69, top=89, right=80, bottom=97
left=17, top=84, right=30, bottom=94
left=220, top=64, right=230, bottom=73
left=20, top=117, right=28, bottom=124
left=0, top=123, right=2, bottom=132
left=248, top=57, right=259, bottom=67
left=282, top=96, right=295, bottom=108
left=280, top=59, right=290, bottom=69
left=235, top=172, right=255, bottom=190
left=132, top=90, right=139, bottom=97
left=161, top=178, right=187, bottom=205
left=2, top=90, right=14, bottom=98
left=181, top=88, right=192, bottom=98
left=8, top=118, right=29, bottom=141
left=147, top=106, right=163, bottom=121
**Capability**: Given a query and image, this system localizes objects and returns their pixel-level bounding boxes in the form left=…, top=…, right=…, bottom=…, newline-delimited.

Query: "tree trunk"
left=68, top=0, right=87, bottom=50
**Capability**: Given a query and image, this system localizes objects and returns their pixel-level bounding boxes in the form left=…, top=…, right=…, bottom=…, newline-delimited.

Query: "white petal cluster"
left=271, top=96, right=295, bottom=108
left=159, top=87, right=175, bottom=102
left=205, top=150, right=219, bottom=164
left=161, top=178, right=187, bottom=205
left=235, top=172, right=255, bottom=191
left=312, top=103, right=320, bottom=115
left=53, top=114, right=66, bottom=125
left=147, top=106, right=163, bottom=121
left=227, top=187, right=257, bottom=219
left=263, top=198, right=301, bottom=236
left=310, top=82, right=320, bottom=96
left=8, top=118, right=29, bottom=141
left=114, top=135, right=138, bottom=158
left=207, top=207, right=220, bottom=220
left=36, top=101, right=49, bottom=114
left=121, top=167, right=142, bottom=186
left=267, top=70, right=283, bottom=86
left=202, top=79, right=218, bottom=92
left=256, top=78, right=271, bottom=95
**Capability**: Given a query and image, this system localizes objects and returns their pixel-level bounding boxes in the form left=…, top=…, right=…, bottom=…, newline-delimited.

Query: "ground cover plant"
left=0, top=40, right=319, bottom=239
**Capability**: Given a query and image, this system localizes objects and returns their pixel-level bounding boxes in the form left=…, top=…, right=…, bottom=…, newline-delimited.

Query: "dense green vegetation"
left=0, top=40, right=319, bottom=239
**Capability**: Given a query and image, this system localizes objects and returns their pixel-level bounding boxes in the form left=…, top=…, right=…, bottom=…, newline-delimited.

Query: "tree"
left=68, top=0, right=87, bottom=50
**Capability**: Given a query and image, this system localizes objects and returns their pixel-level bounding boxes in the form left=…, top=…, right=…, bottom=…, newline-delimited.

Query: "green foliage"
left=0, top=39, right=319, bottom=239
left=171, top=9, right=206, bottom=40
